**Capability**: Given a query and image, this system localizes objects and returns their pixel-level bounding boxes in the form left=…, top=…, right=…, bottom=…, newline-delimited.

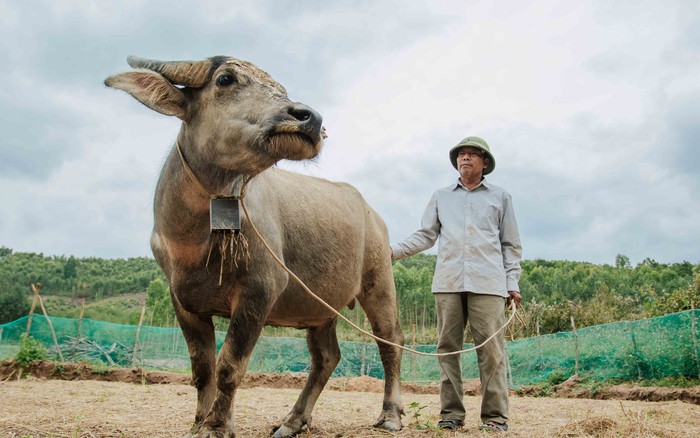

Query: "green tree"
left=615, top=254, right=631, bottom=269
left=0, top=284, right=29, bottom=323
left=146, top=278, right=175, bottom=326
left=63, top=256, right=77, bottom=279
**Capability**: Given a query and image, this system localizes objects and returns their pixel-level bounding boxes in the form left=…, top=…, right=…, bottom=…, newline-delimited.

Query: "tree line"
left=1, top=247, right=698, bottom=342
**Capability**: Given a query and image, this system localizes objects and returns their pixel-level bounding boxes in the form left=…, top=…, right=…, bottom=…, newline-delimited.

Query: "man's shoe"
left=437, top=419, right=463, bottom=430
left=478, top=421, right=508, bottom=432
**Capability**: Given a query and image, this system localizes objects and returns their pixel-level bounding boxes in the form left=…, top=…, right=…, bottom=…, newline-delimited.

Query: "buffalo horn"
left=127, top=56, right=212, bottom=88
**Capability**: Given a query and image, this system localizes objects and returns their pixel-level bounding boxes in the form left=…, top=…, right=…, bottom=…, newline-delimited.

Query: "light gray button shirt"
left=391, top=178, right=522, bottom=297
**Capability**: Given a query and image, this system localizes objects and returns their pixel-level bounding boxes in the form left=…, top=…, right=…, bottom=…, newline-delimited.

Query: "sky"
left=1, top=0, right=699, bottom=266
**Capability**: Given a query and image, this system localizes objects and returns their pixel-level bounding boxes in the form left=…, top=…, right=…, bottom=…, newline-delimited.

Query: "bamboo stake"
left=570, top=315, right=579, bottom=376
left=172, top=315, right=179, bottom=353
left=36, top=290, right=64, bottom=362
left=536, top=318, right=544, bottom=365
left=360, top=344, right=366, bottom=376
left=257, top=336, right=264, bottom=372
left=691, top=301, right=700, bottom=380
left=360, top=316, right=368, bottom=376
left=630, top=327, right=643, bottom=379
left=132, top=304, right=146, bottom=367
left=411, top=323, right=416, bottom=382
left=26, top=283, right=41, bottom=333
left=506, top=346, right=513, bottom=389
left=77, top=299, right=85, bottom=336
left=70, top=299, right=86, bottom=361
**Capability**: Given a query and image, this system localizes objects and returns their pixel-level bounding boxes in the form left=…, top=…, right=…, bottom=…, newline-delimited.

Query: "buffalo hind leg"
left=358, top=272, right=405, bottom=431
left=172, top=298, right=217, bottom=437
left=273, top=318, right=341, bottom=438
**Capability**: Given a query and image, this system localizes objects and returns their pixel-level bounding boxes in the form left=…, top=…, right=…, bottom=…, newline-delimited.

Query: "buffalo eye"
left=216, top=74, right=236, bottom=87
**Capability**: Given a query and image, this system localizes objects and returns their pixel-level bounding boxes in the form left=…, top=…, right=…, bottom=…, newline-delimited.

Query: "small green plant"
left=528, top=385, right=554, bottom=397
left=16, top=333, right=48, bottom=367
left=546, top=369, right=569, bottom=386
left=71, top=417, right=82, bottom=438
left=52, top=363, right=66, bottom=377
left=407, top=401, right=425, bottom=426
left=406, top=401, right=440, bottom=431
left=588, top=381, right=603, bottom=397
left=518, top=369, right=570, bottom=397
left=89, top=363, right=112, bottom=375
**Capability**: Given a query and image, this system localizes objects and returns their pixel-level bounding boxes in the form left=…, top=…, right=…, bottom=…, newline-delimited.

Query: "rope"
left=176, top=141, right=211, bottom=198
left=172, top=141, right=518, bottom=357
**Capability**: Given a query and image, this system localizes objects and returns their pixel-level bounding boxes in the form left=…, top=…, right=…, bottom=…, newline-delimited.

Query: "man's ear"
left=105, top=69, right=188, bottom=121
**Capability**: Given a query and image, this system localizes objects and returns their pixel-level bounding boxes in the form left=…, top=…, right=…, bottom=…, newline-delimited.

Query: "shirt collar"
left=454, top=177, right=490, bottom=191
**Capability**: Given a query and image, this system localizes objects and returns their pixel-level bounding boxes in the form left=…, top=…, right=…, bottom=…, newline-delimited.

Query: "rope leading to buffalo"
left=239, top=190, right=518, bottom=358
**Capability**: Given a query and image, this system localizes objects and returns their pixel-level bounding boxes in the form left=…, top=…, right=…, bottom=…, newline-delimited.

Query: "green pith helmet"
left=449, top=136, right=496, bottom=175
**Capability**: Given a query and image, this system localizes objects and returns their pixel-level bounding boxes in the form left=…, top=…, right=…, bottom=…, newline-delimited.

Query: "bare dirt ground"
left=1, top=361, right=699, bottom=437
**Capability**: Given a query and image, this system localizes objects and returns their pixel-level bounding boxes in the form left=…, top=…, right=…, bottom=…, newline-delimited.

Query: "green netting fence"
left=1, top=310, right=698, bottom=386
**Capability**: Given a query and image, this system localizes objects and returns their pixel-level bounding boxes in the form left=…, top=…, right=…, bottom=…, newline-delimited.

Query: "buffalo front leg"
left=195, top=293, right=268, bottom=438
left=172, top=299, right=217, bottom=437
left=358, top=275, right=405, bottom=431
left=273, top=318, right=341, bottom=438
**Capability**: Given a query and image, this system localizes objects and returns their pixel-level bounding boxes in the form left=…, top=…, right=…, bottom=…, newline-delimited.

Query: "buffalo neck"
left=153, top=143, right=248, bottom=244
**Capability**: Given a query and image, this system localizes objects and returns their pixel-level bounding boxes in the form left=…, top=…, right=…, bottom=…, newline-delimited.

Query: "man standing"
left=391, top=136, right=522, bottom=432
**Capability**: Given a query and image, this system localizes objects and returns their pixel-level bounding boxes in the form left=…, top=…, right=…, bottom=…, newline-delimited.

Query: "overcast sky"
left=1, top=0, right=699, bottom=266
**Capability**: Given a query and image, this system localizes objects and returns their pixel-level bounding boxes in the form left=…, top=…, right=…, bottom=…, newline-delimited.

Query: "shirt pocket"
left=475, top=203, right=501, bottom=234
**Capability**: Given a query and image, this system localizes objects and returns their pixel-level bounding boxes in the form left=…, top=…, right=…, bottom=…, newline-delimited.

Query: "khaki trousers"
left=435, top=292, right=509, bottom=424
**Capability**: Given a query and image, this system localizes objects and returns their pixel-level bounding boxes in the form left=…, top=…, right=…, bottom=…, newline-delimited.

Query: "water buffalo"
left=105, top=56, right=404, bottom=437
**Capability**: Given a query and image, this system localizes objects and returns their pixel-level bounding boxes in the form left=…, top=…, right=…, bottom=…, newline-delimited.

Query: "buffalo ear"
left=105, top=70, right=188, bottom=121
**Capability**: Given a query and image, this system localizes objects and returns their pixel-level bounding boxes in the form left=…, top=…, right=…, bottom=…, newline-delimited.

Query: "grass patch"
left=599, top=375, right=700, bottom=388
left=518, top=372, right=700, bottom=398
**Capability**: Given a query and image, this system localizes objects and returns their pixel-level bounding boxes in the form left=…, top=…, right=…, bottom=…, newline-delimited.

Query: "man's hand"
left=507, top=291, right=521, bottom=308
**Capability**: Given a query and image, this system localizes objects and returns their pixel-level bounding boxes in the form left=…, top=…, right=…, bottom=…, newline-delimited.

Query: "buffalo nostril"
left=288, top=107, right=312, bottom=122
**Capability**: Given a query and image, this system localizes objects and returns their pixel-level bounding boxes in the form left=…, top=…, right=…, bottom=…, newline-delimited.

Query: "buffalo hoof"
left=271, top=423, right=308, bottom=438
left=373, top=414, right=402, bottom=432
left=185, top=427, right=234, bottom=438
left=192, top=432, right=233, bottom=438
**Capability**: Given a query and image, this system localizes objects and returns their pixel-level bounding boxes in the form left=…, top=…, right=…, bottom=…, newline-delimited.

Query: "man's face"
left=456, top=146, right=488, bottom=179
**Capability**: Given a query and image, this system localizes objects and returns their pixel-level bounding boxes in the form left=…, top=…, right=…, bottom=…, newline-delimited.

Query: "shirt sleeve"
left=500, top=192, right=522, bottom=292
left=391, top=192, right=441, bottom=259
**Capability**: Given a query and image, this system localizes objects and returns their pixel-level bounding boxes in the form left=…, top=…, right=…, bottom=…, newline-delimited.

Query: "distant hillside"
left=41, top=293, right=147, bottom=326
